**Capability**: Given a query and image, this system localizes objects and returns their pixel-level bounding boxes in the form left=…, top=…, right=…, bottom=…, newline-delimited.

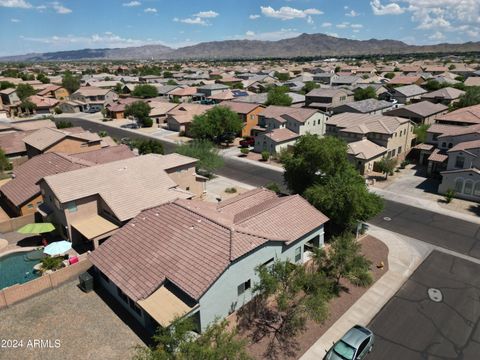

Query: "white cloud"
left=321, top=22, right=332, bottom=27
left=144, top=7, right=157, bottom=13
left=351, top=24, right=363, bottom=29
left=327, top=32, right=339, bottom=38
left=429, top=31, right=445, bottom=40
left=52, top=2, right=71, bottom=14
left=336, top=22, right=349, bottom=29
left=370, top=0, right=405, bottom=15
left=249, top=14, right=260, bottom=20
left=174, top=17, right=207, bottom=25
left=0, top=0, right=31, bottom=8
left=10, top=18, right=20, bottom=22
left=345, top=10, right=359, bottom=17
left=122, top=1, right=140, bottom=7
left=245, top=30, right=256, bottom=37
left=193, top=10, right=218, bottom=18
left=260, top=6, right=322, bottom=20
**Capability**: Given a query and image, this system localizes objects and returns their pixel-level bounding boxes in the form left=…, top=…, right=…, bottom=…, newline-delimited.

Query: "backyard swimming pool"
left=0, top=251, right=41, bottom=290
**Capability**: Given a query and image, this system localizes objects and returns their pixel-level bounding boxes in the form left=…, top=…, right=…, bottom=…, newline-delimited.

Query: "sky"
left=0, top=0, right=479, bottom=56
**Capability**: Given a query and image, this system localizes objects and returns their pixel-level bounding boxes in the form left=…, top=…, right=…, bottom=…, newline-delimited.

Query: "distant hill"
left=1, top=33, right=479, bottom=62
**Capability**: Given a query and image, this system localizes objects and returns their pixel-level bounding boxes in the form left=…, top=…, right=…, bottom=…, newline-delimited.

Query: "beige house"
left=384, top=101, right=448, bottom=125
left=70, top=86, right=118, bottom=112
left=165, top=104, right=213, bottom=134
left=305, top=88, right=354, bottom=113
left=347, top=139, right=388, bottom=175
left=39, top=154, right=205, bottom=250
left=23, top=127, right=106, bottom=158
left=327, top=113, right=415, bottom=159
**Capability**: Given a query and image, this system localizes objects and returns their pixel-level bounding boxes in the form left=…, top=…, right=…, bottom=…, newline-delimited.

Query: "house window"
left=237, top=279, right=251, bottom=296
left=455, top=156, right=465, bottom=169
left=474, top=183, right=480, bottom=196
left=448, top=143, right=453, bottom=149
left=66, top=201, right=77, bottom=213
left=454, top=178, right=464, bottom=193
left=398, top=146, right=402, bottom=154
left=441, top=142, right=447, bottom=148
left=27, top=204, right=34, bottom=209
left=464, top=181, right=473, bottom=195
left=294, top=246, right=301, bottom=262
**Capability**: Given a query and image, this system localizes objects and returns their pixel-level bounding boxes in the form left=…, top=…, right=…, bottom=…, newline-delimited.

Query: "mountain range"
left=1, top=33, right=479, bottom=62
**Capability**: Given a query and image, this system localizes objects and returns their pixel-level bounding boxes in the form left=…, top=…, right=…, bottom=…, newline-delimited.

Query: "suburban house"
left=37, top=85, right=69, bottom=100
left=331, top=75, right=361, bottom=87
left=312, top=73, right=337, bottom=85
left=168, top=87, right=203, bottom=103
left=347, top=138, right=388, bottom=175
left=23, top=127, right=106, bottom=158
left=89, top=188, right=328, bottom=333
left=165, top=104, right=213, bottom=135
left=465, top=77, right=480, bottom=87
left=39, top=154, right=205, bottom=250
left=384, top=101, right=448, bottom=125
left=0, top=88, right=20, bottom=105
left=0, top=145, right=135, bottom=217
left=24, top=95, right=59, bottom=114
left=220, top=101, right=264, bottom=137
left=388, top=75, right=425, bottom=86
left=435, top=104, right=480, bottom=127
left=58, top=100, right=88, bottom=113
left=332, top=99, right=395, bottom=115
left=254, top=106, right=327, bottom=154
left=197, top=84, right=230, bottom=97
left=305, top=88, right=354, bottom=113
left=391, top=85, right=427, bottom=104
left=105, top=98, right=138, bottom=119
left=327, top=113, right=415, bottom=159
left=147, top=101, right=179, bottom=125
left=70, top=87, right=118, bottom=112
left=421, top=87, right=465, bottom=106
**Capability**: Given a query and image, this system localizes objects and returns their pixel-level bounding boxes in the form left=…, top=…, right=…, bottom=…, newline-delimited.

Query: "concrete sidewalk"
left=301, top=226, right=431, bottom=360
left=371, top=187, right=480, bottom=225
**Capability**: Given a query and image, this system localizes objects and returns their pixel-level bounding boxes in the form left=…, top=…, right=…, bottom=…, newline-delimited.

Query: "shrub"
left=261, top=151, right=270, bottom=161
left=224, top=187, right=237, bottom=194
left=264, top=182, right=281, bottom=194
left=41, top=256, right=63, bottom=271
left=400, top=160, right=409, bottom=169
left=444, top=189, right=455, bottom=203
left=142, top=117, right=153, bottom=127
left=56, top=120, right=72, bottom=129
left=53, top=107, right=62, bottom=115
left=240, top=148, right=249, bottom=156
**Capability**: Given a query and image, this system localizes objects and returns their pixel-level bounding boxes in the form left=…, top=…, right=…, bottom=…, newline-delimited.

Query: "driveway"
left=368, top=250, right=480, bottom=359
left=0, top=280, right=147, bottom=360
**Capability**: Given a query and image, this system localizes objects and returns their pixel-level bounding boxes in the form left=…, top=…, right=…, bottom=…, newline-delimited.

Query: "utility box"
left=79, top=272, right=94, bottom=292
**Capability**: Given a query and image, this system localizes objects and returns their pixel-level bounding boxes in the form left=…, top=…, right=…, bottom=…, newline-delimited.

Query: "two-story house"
left=38, top=154, right=205, bottom=250
left=220, top=101, right=265, bottom=137
left=384, top=101, right=448, bottom=125
left=254, top=106, right=328, bottom=154
left=70, top=87, right=118, bottom=112
left=89, top=188, right=328, bottom=333
left=305, top=88, right=354, bottom=113
left=391, top=85, right=427, bottom=104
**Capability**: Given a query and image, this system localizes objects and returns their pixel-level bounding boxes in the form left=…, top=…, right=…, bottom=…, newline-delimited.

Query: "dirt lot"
left=0, top=280, right=146, bottom=360
left=239, top=235, right=389, bottom=360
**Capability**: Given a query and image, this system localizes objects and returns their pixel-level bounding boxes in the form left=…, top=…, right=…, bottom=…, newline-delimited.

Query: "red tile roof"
left=436, top=104, right=480, bottom=125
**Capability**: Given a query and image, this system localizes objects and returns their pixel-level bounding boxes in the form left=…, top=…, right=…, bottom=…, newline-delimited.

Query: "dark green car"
left=324, top=325, right=374, bottom=360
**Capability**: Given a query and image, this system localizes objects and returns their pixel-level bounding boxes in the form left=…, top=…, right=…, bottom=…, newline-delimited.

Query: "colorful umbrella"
left=17, top=223, right=55, bottom=234
left=43, top=240, right=72, bottom=256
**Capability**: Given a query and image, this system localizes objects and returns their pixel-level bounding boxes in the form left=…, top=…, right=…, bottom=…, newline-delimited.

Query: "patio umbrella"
left=43, top=240, right=72, bottom=256
left=17, top=223, right=55, bottom=234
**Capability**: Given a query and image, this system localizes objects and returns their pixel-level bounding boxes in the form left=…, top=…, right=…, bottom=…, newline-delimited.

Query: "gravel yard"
left=0, top=280, right=146, bottom=360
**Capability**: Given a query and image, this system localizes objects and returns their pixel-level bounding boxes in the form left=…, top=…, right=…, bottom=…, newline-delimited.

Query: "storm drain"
left=428, top=288, right=443, bottom=303
left=383, top=217, right=392, bottom=221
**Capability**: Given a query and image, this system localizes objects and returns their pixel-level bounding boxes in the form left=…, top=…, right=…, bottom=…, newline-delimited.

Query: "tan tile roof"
left=260, top=105, right=317, bottom=123
left=386, top=101, right=447, bottom=117
left=422, top=87, right=465, bottom=101
left=89, top=189, right=328, bottom=302
left=265, top=127, right=300, bottom=143
left=0, top=130, right=33, bottom=154
left=27, top=95, right=59, bottom=108
left=448, top=139, right=480, bottom=153
left=465, top=77, right=480, bottom=87
left=436, top=124, right=480, bottom=139
left=42, top=154, right=195, bottom=222
left=169, top=87, right=198, bottom=96
left=69, top=144, right=135, bottom=164
left=74, top=86, right=112, bottom=96
left=436, top=104, right=480, bottom=125
left=220, top=101, right=261, bottom=114
left=329, top=113, right=409, bottom=135
left=10, top=119, right=56, bottom=132
left=22, top=127, right=101, bottom=151
left=389, top=76, right=423, bottom=85
left=347, top=139, right=387, bottom=160
left=428, top=148, right=448, bottom=163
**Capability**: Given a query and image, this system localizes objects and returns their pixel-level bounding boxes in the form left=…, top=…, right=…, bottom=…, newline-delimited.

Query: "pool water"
left=0, top=251, right=41, bottom=290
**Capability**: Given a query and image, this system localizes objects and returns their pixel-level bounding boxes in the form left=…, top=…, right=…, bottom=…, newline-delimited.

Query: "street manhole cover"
left=383, top=217, right=392, bottom=221
left=428, top=288, right=443, bottom=302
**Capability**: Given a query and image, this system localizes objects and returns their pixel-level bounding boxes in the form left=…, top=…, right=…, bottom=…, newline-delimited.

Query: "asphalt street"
left=370, top=200, right=480, bottom=259
left=368, top=250, right=480, bottom=360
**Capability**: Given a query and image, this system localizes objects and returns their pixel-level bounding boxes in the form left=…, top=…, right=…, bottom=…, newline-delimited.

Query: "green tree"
left=114, top=83, right=123, bottom=94
left=334, top=66, right=341, bottom=73
left=163, top=71, right=173, bottom=78
left=166, top=79, right=178, bottom=86
left=125, top=101, right=152, bottom=127
left=190, top=106, right=243, bottom=144
left=62, top=71, right=81, bottom=94
left=282, top=135, right=350, bottom=195
left=132, top=84, right=158, bottom=98
left=265, top=86, right=292, bottom=106
left=264, top=182, right=281, bottom=194
left=176, top=140, right=223, bottom=176
left=424, top=79, right=444, bottom=92
left=302, top=81, right=319, bottom=94
left=132, top=139, right=164, bottom=155
left=36, top=73, right=50, bottom=84
left=414, top=124, right=430, bottom=144
left=0, top=148, right=10, bottom=174
left=56, top=120, right=73, bottom=129
left=448, top=64, right=456, bottom=70
left=314, top=233, right=373, bottom=292
left=0, top=81, right=15, bottom=90
left=274, top=71, right=289, bottom=81
left=452, top=86, right=480, bottom=110
left=376, top=157, right=397, bottom=180
left=353, top=86, right=377, bottom=101
left=16, top=83, right=36, bottom=100
left=134, top=317, right=251, bottom=360
left=304, top=166, right=383, bottom=233
left=19, top=99, right=36, bottom=114
left=384, top=72, right=395, bottom=80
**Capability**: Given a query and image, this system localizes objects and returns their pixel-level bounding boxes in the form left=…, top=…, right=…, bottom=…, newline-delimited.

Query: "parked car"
left=239, top=136, right=255, bottom=148
left=120, top=137, right=131, bottom=145
left=121, top=123, right=139, bottom=129
left=324, top=325, right=374, bottom=360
